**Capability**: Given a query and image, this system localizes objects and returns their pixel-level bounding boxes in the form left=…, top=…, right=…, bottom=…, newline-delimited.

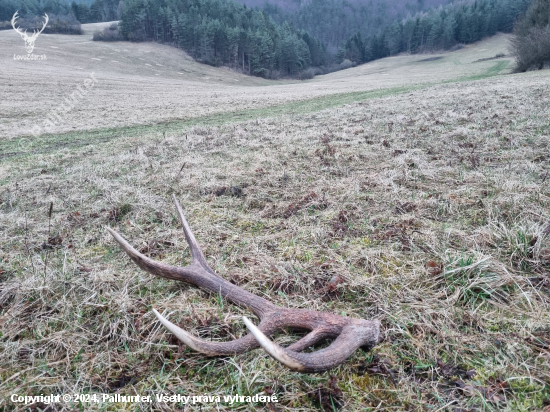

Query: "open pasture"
left=1, top=24, right=512, bottom=140
left=0, top=23, right=549, bottom=411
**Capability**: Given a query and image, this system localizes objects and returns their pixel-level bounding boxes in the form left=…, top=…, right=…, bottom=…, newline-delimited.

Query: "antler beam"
left=106, top=195, right=380, bottom=372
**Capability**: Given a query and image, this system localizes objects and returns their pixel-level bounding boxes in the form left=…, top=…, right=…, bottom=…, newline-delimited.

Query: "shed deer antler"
left=106, top=195, right=380, bottom=372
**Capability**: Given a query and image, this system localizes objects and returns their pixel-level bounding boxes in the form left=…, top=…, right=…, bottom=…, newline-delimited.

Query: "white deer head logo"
left=11, top=11, right=49, bottom=54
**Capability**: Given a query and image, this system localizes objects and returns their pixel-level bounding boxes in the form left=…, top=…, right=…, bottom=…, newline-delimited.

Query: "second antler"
left=106, top=195, right=380, bottom=372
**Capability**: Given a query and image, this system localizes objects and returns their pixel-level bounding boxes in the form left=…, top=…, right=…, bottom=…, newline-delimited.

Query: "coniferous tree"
left=343, top=0, right=532, bottom=65
left=511, top=0, right=550, bottom=71
left=117, top=0, right=323, bottom=78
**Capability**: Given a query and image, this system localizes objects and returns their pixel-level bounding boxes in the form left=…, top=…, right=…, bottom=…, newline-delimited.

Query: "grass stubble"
left=0, top=68, right=549, bottom=410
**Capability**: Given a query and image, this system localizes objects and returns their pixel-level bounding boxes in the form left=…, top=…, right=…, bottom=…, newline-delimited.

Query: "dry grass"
left=1, top=69, right=549, bottom=411
left=1, top=30, right=549, bottom=412
left=1, top=25, right=512, bottom=140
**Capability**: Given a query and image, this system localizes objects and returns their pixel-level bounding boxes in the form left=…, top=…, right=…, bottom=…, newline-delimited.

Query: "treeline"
left=1, top=0, right=70, bottom=21
left=118, top=0, right=327, bottom=77
left=511, top=0, right=550, bottom=71
left=0, top=0, right=119, bottom=24
left=69, top=0, right=119, bottom=23
left=0, top=12, right=82, bottom=34
left=2, top=0, right=537, bottom=77
left=341, top=0, right=532, bottom=64
left=262, top=0, right=455, bottom=51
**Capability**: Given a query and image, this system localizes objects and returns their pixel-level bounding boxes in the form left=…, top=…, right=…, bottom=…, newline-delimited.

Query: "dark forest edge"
left=0, top=14, right=83, bottom=34
left=110, top=0, right=534, bottom=79
left=0, top=0, right=542, bottom=78
left=114, top=0, right=329, bottom=79
left=101, top=0, right=534, bottom=79
left=510, top=0, right=550, bottom=71
left=339, top=0, right=532, bottom=64
left=0, top=0, right=118, bottom=34
left=0, top=0, right=119, bottom=24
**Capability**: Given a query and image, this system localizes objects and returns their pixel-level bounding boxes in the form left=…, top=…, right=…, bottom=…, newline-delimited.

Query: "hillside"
left=1, top=24, right=514, bottom=140
left=0, top=26, right=549, bottom=412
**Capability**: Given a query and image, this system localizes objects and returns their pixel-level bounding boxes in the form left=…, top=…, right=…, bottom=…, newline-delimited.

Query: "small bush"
left=448, top=43, right=464, bottom=52
left=511, top=26, right=550, bottom=72
left=44, top=14, right=82, bottom=35
left=93, top=24, right=124, bottom=42
left=316, top=59, right=356, bottom=76
left=299, top=67, right=316, bottom=80
left=338, top=59, right=353, bottom=70
left=511, top=0, right=550, bottom=72
left=312, top=67, right=323, bottom=75
left=513, top=30, right=550, bottom=71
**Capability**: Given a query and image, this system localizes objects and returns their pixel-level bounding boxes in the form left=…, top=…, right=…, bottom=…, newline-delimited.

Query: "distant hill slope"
left=1, top=24, right=515, bottom=139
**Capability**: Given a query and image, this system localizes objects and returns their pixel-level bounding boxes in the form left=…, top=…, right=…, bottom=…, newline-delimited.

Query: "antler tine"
left=243, top=317, right=305, bottom=371
left=106, top=226, right=275, bottom=314
left=106, top=195, right=211, bottom=272
left=171, top=194, right=209, bottom=268
left=243, top=317, right=380, bottom=373
left=152, top=309, right=274, bottom=355
left=105, top=226, right=189, bottom=282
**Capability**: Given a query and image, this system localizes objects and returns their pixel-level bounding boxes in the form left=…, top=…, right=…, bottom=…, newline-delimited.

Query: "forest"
left=260, top=0, right=456, bottom=51
left=117, top=0, right=326, bottom=77
left=341, top=0, right=533, bottom=64
left=0, top=0, right=537, bottom=77
left=0, top=0, right=119, bottom=24
left=113, top=0, right=535, bottom=77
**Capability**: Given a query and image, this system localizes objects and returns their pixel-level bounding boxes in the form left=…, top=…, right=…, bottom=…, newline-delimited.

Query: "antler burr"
left=106, top=195, right=380, bottom=372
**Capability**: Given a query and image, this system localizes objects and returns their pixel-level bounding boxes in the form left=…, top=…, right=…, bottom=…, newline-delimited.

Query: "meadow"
left=0, top=23, right=549, bottom=411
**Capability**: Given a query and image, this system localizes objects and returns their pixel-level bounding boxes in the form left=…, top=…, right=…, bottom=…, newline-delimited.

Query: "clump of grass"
left=441, top=254, right=514, bottom=305
left=108, top=203, right=133, bottom=222
left=490, top=222, right=547, bottom=271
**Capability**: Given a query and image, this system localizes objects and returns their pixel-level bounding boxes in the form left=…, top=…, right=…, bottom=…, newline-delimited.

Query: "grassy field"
left=1, top=24, right=512, bottom=140
left=0, top=24, right=549, bottom=412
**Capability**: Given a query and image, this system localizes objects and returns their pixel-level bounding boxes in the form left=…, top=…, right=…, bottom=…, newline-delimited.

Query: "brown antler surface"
left=106, top=195, right=380, bottom=372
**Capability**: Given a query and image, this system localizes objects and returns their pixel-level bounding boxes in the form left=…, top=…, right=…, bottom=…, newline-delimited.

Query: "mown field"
left=0, top=23, right=549, bottom=412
